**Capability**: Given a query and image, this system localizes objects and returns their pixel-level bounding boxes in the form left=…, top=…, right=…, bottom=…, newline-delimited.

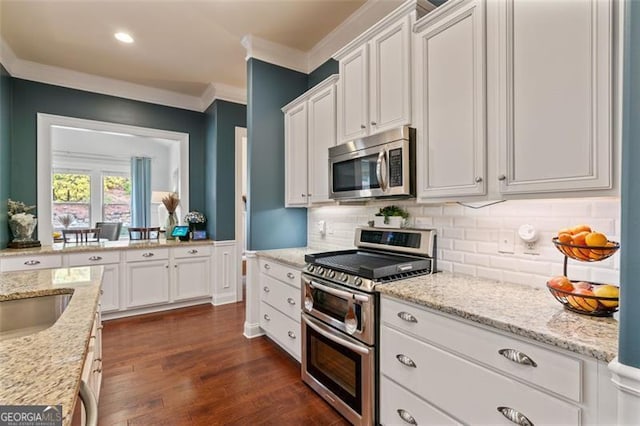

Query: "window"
left=52, top=171, right=91, bottom=228
left=103, top=174, right=132, bottom=236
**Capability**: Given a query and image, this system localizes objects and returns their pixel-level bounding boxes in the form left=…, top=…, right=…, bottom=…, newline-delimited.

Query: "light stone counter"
left=0, top=266, right=103, bottom=425
left=0, top=238, right=215, bottom=257
left=377, top=272, right=619, bottom=362
left=256, top=245, right=354, bottom=268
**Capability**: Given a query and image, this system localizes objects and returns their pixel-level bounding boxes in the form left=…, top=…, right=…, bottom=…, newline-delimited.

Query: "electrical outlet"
left=317, top=220, right=326, bottom=236
left=498, top=230, right=515, bottom=254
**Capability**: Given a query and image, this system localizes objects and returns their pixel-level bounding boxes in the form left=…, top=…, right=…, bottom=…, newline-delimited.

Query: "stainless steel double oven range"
left=301, top=227, right=437, bottom=425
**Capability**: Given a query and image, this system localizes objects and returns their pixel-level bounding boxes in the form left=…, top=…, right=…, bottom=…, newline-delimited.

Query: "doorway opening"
left=235, top=126, right=248, bottom=301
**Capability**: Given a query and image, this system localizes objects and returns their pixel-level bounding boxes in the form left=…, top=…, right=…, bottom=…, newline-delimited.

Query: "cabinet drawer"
left=381, top=326, right=580, bottom=425
left=382, top=296, right=582, bottom=401
left=173, top=245, right=211, bottom=259
left=67, top=251, right=120, bottom=266
left=380, top=375, right=460, bottom=426
left=258, top=258, right=301, bottom=288
left=260, top=275, right=300, bottom=322
left=0, top=254, right=62, bottom=272
left=260, top=301, right=301, bottom=361
left=125, top=248, right=169, bottom=262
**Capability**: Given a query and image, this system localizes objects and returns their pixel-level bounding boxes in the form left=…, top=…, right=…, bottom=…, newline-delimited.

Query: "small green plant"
left=375, top=205, right=409, bottom=224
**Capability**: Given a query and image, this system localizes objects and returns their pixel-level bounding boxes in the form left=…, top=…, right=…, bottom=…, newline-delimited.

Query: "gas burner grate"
left=375, top=269, right=431, bottom=284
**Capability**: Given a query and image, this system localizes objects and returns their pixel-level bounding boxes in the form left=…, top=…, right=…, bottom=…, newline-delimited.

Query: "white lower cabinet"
left=125, top=258, right=170, bottom=308
left=173, top=256, right=210, bottom=301
left=67, top=251, right=121, bottom=314
left=0, top=254, right=62, bottom=272
left=258, top=258, right=301, bottom=361
left=380, top=295, right=616, bottom=425
left=79, top=310, right=102, bottom=426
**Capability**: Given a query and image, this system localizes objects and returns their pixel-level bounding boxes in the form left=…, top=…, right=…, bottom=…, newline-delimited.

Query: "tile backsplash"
left=308, top=198, right=621, bottom=289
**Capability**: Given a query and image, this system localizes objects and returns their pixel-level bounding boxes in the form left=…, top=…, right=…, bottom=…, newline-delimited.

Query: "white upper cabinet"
left=284, top=102, right=309, bottom=207
left=415, top=0, right=486, bottom=200
left=335, top=0, right=435, bottom=144
left=492, top=0, right=614, bottom=195
left=283, top=75, right=339, bottom=207
left=308, top=82, right=337, bottom=204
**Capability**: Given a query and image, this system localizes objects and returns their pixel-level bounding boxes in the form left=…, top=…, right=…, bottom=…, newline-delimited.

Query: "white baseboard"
left=102, top=298, right=212, bottom=320
left=609, top=357, right=640, bottom=425
left=243, top=322, right=264, bottom=339
left=211, top=292, right=238, bottom=306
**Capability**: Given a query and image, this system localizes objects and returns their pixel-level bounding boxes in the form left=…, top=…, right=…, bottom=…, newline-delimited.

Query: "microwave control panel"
left=389, top=148, right=403, bottom=187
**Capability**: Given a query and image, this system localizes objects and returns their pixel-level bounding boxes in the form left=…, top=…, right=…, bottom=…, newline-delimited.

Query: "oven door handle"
left=309, top=280, right=370, bottom=303
left=376, top=149, right=387, bottom=192
left=303, top=315, right=370, bottom=356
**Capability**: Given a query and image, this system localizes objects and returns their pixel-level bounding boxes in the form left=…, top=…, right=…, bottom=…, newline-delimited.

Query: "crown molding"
left=241, top=34, right=308, bottom=74
left=0, top=36, right=245, bottom=112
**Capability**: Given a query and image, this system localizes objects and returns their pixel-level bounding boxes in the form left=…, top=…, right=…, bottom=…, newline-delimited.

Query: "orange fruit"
left=548, top=276, right=574, bottom=292
left=570, top=224, right=592, bottom=234
left=567, top=289, right=598, bottom=312
left=572, top=231, right=589, bottom=246
left=585, top=232, right=607, bottom=247
left=558, top=228, right=573, bottom=236
left=557, top=233, right=573, bottom=244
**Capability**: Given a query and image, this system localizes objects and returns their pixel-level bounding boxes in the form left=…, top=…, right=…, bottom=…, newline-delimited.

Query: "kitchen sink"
left=0, top=293, right=72, bottom=341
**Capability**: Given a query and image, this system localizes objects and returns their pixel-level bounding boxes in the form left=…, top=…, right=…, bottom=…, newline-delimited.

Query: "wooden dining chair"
left=128, top=226, right=160, bottom=241
left=62, top=228, right=101, bottom=243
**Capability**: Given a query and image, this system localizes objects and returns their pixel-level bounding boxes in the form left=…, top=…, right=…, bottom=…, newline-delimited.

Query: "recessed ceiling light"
left=114, top=32, right=134, bottom=44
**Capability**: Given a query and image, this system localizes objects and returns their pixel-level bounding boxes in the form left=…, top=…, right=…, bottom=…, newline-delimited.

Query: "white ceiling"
left=0, top=0, right=404, bottom=100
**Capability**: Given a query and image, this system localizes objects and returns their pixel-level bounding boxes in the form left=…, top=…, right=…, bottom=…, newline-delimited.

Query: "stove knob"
left=316, top=267, right=325, bottom=275
left=354, top=277, right=363, bottom=287
left=340, top=273, right=348, bottom=282
left=327, top=270, right=336, bottom=279
left=307, top=265, right=315, bottom=273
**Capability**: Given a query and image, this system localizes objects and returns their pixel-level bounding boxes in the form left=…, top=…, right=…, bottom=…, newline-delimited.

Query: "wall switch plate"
left=498, top=230, right=515, bottom=254
left=318, top=220, right=326, bottom=236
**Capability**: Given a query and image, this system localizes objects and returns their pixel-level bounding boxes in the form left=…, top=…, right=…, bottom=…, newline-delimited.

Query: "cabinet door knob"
left=397, top=409, right=418, bottom=425
left=263, top=314, right=271, bottom=321
left=475, top=176, right=483, bottom=183
left=286, top=297, right=296, bottom=305
left=396, top=354, right=417, bottom=368
left=24, top=260, right=41, bottom=266
left=497, top=406, right=534, bottom=426
left=264, top=263, right=271, bottom=270
left=498, top=174, right=507, bottom=181
left=498, top=349, right=537, bottom=367
left=397, top=311, right=418, bottom=323
left=287, top=331, right=296, bottom=339
left=286, top=272, right=295, bottom=279
left=88, top=256, right=103, bottom=261
left=360, top=124, right=366, bottom=129
left=370, top=121, right=377, bottom=126
left=263, top=286, right=270, bottom=293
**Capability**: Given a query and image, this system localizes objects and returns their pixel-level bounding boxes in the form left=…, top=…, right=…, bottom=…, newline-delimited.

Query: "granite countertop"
left=257, top=247, right=618, bottom=362
left=0, top=238, right=215, bottom=257
left=377, top=273, right=619, bottom=362
left=0, top=266, right=103, bottom=425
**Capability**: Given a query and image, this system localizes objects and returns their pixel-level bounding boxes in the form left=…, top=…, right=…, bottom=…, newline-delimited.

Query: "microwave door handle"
left=376, top=150, right=388, bottom=192
left=309, top=280, right=369, bottom=303
left=303, top=315, right=370, bottom=355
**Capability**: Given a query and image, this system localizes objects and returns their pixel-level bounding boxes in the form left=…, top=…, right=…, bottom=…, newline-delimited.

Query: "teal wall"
left=307, top=59, right=338, bottom=90
left=619, top=0, right=640, bottom=369
left=10, top=78, right=207, bottom=216
left=204, top=99, right=246, bottom=240
left=246, top=58, right=308, bottom=250
left=0, top=65, right=11, bottom=247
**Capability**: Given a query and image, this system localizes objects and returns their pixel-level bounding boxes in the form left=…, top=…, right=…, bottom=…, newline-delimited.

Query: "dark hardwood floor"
left=98, top=301, right=349, bottom=425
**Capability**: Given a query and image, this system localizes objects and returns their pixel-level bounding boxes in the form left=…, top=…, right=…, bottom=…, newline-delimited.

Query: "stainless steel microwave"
left=329, top=126, right=415, bottom=200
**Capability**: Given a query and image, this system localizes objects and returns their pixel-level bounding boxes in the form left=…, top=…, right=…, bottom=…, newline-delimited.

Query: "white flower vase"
left=373, top=216, right=404, bottom=229
left=9, top=216, right=37, bottom=242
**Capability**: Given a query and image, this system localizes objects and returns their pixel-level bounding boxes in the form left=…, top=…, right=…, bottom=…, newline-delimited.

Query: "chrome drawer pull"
left=88, top=256, right=103, bottom=261
left=100, top=289, right=104, bottom=295
left=287, top=297, right=296, bottom=305
left=264, top=263, right=271, bottom=270
left=93, top=367, right=102, bottom=373
left=397, top=409, right=417, bottom=425
left=497, top=406, right=534, bottom=426
left=286, top=272, right=295, bottom=279
left=188, top=249, right=198, bottom=254
left=142, top=252, right=154, bottom=258
left=263, top=286, right=270, bottom=293
left=24, top=260, right=41, bottom=266
left=287, top=331, right=296, bottom=339
left=263, top=314, right=271, bottom=321
left=498, top=349, right=537, bottom=367
left=397, top=311, right=418, bottom=323
left=396, top=354, right=417, bottom=368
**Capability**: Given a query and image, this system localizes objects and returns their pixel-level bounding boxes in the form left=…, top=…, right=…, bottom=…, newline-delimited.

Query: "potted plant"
left=374, top=205, right=409, bottom=229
